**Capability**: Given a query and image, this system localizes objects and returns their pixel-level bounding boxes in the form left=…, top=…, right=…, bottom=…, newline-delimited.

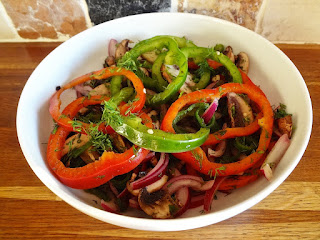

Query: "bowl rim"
left=16, top=12, right=313, bottom=231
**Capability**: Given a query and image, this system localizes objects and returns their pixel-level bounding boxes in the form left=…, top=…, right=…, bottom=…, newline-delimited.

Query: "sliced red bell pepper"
left=47, top=96, right=153, bottom=189
left=53, top=95, right=111, bottom=133
left=47, top=127, right=150, bottom=189
left=188, top=61, right=200, bottom=70
left=161, top=83, right=273, bottom=176
left=239, top=69, right=266, bottom=97
left=188, top=59, right=223, bottom=70
left=203, top=112, right=263, bottom=146
left=49, top=67, right=146, bottom=132
left=207, top=59, right=223, bottom=69
left=218, top=154, right=266, bottom=191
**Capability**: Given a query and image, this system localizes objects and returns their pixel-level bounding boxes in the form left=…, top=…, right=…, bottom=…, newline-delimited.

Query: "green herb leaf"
left=274, top=103, right=291, bottom=119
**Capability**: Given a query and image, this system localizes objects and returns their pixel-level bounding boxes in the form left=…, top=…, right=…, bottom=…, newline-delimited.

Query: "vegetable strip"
left=161, top=83, right=274, bottom=176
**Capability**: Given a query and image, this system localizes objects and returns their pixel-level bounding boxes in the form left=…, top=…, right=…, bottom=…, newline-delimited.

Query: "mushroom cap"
left=138, top=188, right=178, bottom=219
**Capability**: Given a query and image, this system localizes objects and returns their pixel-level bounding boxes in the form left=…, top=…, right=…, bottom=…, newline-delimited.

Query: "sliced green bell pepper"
left=117, top=36, right=188, bottom=106
left=102, top=101, right=210, bottom=153
left=181, top=47, right=242, bottom=83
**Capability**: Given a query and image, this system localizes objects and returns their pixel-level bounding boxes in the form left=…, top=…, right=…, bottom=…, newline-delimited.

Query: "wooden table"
left=0, top=43, right=319, bottom=239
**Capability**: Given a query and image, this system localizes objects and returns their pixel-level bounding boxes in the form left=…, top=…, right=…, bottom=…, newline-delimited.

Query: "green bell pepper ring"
left=151, top=51, right=169, bottom=92
left=181, top=47, right=242, bottom=83
left=108, top=87, right=134, bottom=106
left=102, top=101, right=210, bottom=153
left=118, top=36, right=188, bottom=106
left=193, top=70, right=211, bottom=90
left=173, top=102, right=208, bottom=125
left=110, top=75, right=123, bottom=96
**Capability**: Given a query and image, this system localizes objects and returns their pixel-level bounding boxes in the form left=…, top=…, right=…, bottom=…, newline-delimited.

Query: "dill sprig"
left=101, top=101, right=123, bottom=127
left=86, top=124, right=113, bottom=152
left=117, top=52, right=139, bottom=72
left=68, top=120, right=83, bottom=132
left=195, top=60, right=213, bottom=76
left=116, top=52, right=148, bottom=80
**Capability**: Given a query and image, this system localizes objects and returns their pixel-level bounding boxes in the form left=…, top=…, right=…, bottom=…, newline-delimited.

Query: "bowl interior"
left=16, top=13, right=312, bottom=231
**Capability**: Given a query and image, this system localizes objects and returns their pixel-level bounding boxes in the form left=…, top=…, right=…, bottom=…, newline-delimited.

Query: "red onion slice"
left=207, top=123, right=227, bottom=157
left=131, top=153, right=169, bottom=190
left=108, top=181, right=119, bottom=196
left=174, top=186, right=190, bottom=217
left=101, top=199, right=119, bottom=213
left=203, top=177, right=227, bottom=212
left=189, top=194, right=205, bottom=209
left=273, top=127, right=283, bottom=138
left=260, top=134, right=290, bottom=181
left=108, top=39, right=118, bottom=57
left=163, top=175, right=204, bottom=195
left=193, top=179, right=216, bottom=191
left=129, top=198, right=140, bottom=210
left=142, top=151, right=156, bottom=163
left=208, top=140, right=227, bottom=157
left=202, top=98, right=219, bottom=124
left=117, top=187, right=128, bottom=199
left=168, top=168, right=190, bottom=217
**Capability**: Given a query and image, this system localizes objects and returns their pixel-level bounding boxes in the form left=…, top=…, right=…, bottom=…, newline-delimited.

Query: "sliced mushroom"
left=80, top=147, right=100, bottom=164
left=139, top=67, right=150, bottom=77
left=104, top=56, right=116, bottom=67
left=109, top=132, right=127, bottom=153
left=89, top=83, right=111, bottom=96
left=62, top=133, right=90, bottom=156
left=138, top=188, right=178, bottom=219
left=227, top=92, right=254, bottom=127
left=145, top=175, right=168, bottom=193
left=78, top=83, right=111, bottom=114
left=115, top=39, right=130, bottom=60
left=236, top=52, right=250, bottom=74
left=163, top=65, right=194, bottom=93
left=276, top=115, right=292, bottom=138
left=211, top=74, right=221, bottom=83
left=223, top=46, right=235, bottom=63
left=141, top=50, right=159, bottom=63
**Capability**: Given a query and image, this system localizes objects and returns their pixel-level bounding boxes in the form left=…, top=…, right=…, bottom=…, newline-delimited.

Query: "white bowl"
left=16, top=13, right=312, bottom=231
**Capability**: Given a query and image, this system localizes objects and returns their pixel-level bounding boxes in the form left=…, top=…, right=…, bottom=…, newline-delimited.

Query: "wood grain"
left=0, top=43, right=319, bottom=240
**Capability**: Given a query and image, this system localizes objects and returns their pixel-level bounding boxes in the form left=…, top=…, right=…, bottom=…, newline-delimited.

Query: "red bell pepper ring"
left=240, top=69, right=266, bottom=97
left=161, top=83, right=274, bottom=176
left=47, top=127, right=150, bottom=189
left=218, top=154, right=266, bottom=191
left=201, top=70, right=265, bottom=146
left=54, top=94, right=113, bottom=133
left=47, top=96, right=153, bottom=189
left=207, top=59, right=223, bottom=69
left=49, top=67, right=146, bottom=132
left=188, top=59, right=223, bottom=70
left=188, top=61, right=199, bottom=70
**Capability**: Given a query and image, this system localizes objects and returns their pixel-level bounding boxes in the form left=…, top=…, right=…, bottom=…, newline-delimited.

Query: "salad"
left=47, top=35, right=292, bottom=218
